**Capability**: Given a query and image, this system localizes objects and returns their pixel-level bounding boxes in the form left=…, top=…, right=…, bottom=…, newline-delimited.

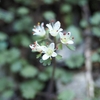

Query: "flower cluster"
left=29, top=21, right=74, bottom=61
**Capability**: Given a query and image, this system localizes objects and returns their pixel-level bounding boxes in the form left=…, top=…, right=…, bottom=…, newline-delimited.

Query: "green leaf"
left=40, top=58, right=51, bottom=66
left=58, top=43, right=62, bottom=50
left=0, top=51, right=7, bottom=66
left=43, top=11, right=56, bottom=21
left=66, top=44, right=75, bottom=51
left=11, top=34, right=31, bottom=46
left=21, top=88, right=36, bottom=99
left=80, top=19, right=88, bottom=28
left=54, top=68, right=65, bottom=79
left=21, top=82, right=37, bottom=99
left=78, top=0, right=87, bottom=6
left=20, top=80, right=44, bottom=99
left=38, top=72, right=49, bottom=81
left=20, top=65, right=38, bottom=78
left=10, top=61, right=22, bottom=73
left=60, top=4, right=72, bottom=13
left=91, top=52, right=100, bottom=62
left=17, top=7, right=29, bottom=15
left=20, top=58, right=28, bottom=66
left=0, top=32, right=8, bottom=41
left=60, top=72, right=73, bottom=84
left=2, top=90, right=14, bottom=99
left=7, top=48, right=20, bottom=63
left=92, top=27, right=100, bottom=37
left=32, top=80, right=44, bottom=90
left=39, top=59, right=44, bottom=63
left=90, top=12, right=100, bottom=25
left=65, top=54, right=85, bottom=68
left=64, top=14, right=72, bottom=25
left=45, top=67, right=52, bottom=78
left=0, top=9, right=14, bottom=23
left=13, top=16, right=33, bottom=32
left=0, top=41, right=8, bottom=50
left=0, top=78, right=15, bottom=92
left=20, top=35, right=31, bottom=47
left=0, top=78, right=7, bottom=92
left=58, top=90, right=75, bottom=100
left=43, top=0, right=54, bottom=4
left=36, top=53, right=42, bottom=59
left=56, top=55, right=62, bottom=60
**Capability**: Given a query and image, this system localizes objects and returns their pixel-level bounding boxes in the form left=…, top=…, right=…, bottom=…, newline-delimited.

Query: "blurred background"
left=0, top=0, right=100, bottom=100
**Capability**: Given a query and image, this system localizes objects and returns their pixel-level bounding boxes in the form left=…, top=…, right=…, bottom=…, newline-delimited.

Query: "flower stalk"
left=29, top=21, right=75, bottom=99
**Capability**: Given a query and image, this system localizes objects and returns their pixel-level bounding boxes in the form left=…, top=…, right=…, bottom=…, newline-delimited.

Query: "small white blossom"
left=32, top=23, right=46, bottom=37
left=59, top=32, right=74, bottom=44
left=29, top=41, right=43, bottom=52
left=46, top=21, right=63, bottom=37
left=42, top=43, right=57, bottom=60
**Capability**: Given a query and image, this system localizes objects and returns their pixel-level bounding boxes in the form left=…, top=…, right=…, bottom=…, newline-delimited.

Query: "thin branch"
left=81, top=4, right=94, bottom=99
left=46, top=37, right=57, bottom=100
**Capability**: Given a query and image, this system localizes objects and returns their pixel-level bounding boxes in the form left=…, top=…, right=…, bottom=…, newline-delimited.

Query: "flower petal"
left=32, top=23, right=46, bottom=37
left=67, top=40, right=74, bottom=44
left=41, top=23, right=45, bottom=33
left=46, top=23, right=53, bottom=30
left=59, top=32, right=64, bottom=38
left=53, top=21, right=60, bottom=30
left=42, top=54, right=49, bottom=60
left=66, top=32, right=71, bottom=38
left=41, top=23, right=44, bottom=27
left=29, top=44, right=34, bottom=49
left=41, top=46, right=47, bottom=52
left=58, top=28, right=63, bottom=32
left=32, top=29, right=39, bottom=33
left=52, top=52, right=57, bottom=57
left=49, top=43, right=54, bottom=49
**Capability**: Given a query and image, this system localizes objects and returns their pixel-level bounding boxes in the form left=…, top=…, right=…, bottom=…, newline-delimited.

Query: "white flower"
left=42, top=43, right=57, bottom=60
left=46, top=21, right=63, bottom=37
left=32, top=23, right=46, bottom=37
left=29, top=41, right=43, bottom=52
left=59, top=32, right=74, bottom=44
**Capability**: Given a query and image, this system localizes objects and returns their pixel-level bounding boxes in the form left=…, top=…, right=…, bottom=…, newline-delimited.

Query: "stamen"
left=63, top=32, right=66, bottom=35
left=56, top=46, right=58, bottom=50
left=67, top=32, right=70, bottom=35
left=32, top=32, right=34, bottom=34
left=38, top=22, right=40, bottom=25
left=72, top=37, right=74, bottom=39
left=39, top=50, right=42, bottom=53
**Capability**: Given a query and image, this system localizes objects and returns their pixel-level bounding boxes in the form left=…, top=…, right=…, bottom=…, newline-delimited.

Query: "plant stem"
left=47, top=37, right=57, bottom=100
left=47, top=58, right=56, bottom=100
left=49, top=57, right=56, bottom=93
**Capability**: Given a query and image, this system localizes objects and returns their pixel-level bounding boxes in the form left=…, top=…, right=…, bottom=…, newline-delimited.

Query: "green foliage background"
left=0, top=0, right=100, bottom=100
